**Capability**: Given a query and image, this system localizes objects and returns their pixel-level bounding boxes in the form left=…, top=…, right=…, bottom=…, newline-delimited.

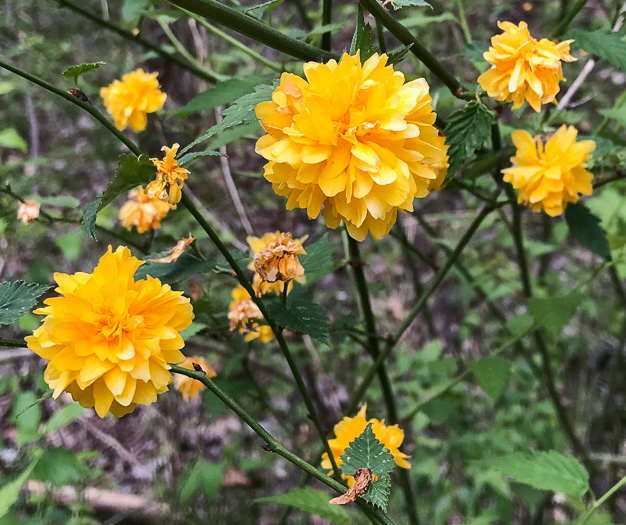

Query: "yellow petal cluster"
left=227, top=285, right=274, bottom=343
left=253, top=232, right=306, bottom=286
left=17, top=201, right=40, bottom=224
left=247, top=231, right=308, bottom=296
left=146, top=143, right=190, bottom=205
left=173, top=356, right=217, bottom=402
left=478, top=21, right=575, bottom=112
left=119, top=187, right=173, bottom=234
left=503, top=125, right=595, bottom=216
left=100, top=69, right=167, bottom=132
left=255, top=52, right=444, bottom=241
left=26, top=246, right=194, bottom=417
left=425, top=135, right=450, bottom=191
left=321, top=404, right=411, bottom=486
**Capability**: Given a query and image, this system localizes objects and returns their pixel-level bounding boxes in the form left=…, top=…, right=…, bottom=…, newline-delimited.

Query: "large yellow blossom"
left=119, top=187, right=173, bottom=233
left=173, top=356, right=217, bottom=402
left=26, top=246, right=194, bottom=417
left=478, top=21, right=575, bottom=112
left=503, top=125, right=595, bottom=216
left=321, top=404, right=410, bottom=486
left=100, top=69, right=167, bottom=132
left=426, top=135, right=450, bottom=191
left=227, top=285, right=274, bottom=343
left=255, top=52, right=443, bottom=241
left=146, top=144, right=190, bottom=205
left=247, top=231, right=308, bottom=296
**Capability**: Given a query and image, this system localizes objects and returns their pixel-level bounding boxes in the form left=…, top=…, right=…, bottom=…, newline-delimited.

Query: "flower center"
left=98, top=310, right=143, bottom=341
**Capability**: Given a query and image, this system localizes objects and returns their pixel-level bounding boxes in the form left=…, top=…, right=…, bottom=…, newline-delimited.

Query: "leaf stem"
left=578, top=474, right=626, bottom=524
left=170, top=364, right=395, bottom=525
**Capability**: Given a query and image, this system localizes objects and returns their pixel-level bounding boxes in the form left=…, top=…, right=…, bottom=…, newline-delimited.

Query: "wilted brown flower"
left=17, top=201, right=40, bottom=224
left=253, top=232, right=306, bottom=285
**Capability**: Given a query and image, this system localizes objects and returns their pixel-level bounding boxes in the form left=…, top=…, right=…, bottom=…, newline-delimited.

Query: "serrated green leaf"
left=61, top=61, right=106, bottom=80
left=264, top=289, right=329, bottom=343
left=340, top=423, right=396, bottom=477
left=44, top=404, right=85, bottom=435
left=300, top=233, right=338, bottom=284
left=176, top=76, right=268, bottom=116
left=362, top=474, right=391, bottom=512
left=350, top=5, right=375, bottom=61
left=0, top=281, right=50, bottom=326
left=570, top=29, right=626, bottom=72
left=491, top=449, right=589, bottom=498
left=177, top=149, right=223, bottom=167
left=469, top=355, right=511, bottom=402
left=0, top=453, right=41, bottom=519
left=256, top=487, right=353, bottom=524
left=0, top=128, right=27, bottom=152
left=565, top=203, right=612, bottom=261
left=135, top=254, right=216, bottom=284
left=444, top=102, right=495, bottom=182
left=527, top=293, right=582, bottom=337
left=180, top=82, right=277, bottom=155
left=390, top=0, right=431, bottom=9
left=82, top=154, right=156, bottom=239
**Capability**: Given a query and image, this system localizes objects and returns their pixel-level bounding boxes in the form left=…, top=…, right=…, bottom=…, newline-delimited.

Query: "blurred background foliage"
left=1, top=0, right=626, bottom=523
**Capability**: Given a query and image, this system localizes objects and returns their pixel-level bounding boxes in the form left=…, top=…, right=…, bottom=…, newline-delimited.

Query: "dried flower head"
left=227, top=285, right=274, bottom=343
left=503, top=125, right=595, bottom=216
left=253, top=232, right=306, bottom=285
left=478, top=21, right=575, bottom=112
left=25, top=246, right=194, bottom=417
left=247, top=231, right=308, bottom=296
left=256, top=52, right=444, bottom=241
left=100, top=69, right=167, bottom=132
left=119, top=187, right=173, bottom=234
left=173, top=356, right=216, bottom=401
left=321, top=404, right=410, bottom=486
left=150, top=236, right=196, bottom=264
left=17, top=201, right=40, bottom=224
left=146, top=143, right=190, bottom=205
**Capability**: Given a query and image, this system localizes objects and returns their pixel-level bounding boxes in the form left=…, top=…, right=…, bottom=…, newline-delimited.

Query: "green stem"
left=456, top=0, right=472, bottom=44
left=346, top=203, right=499, bottom=415
left=0, top=339, right=28, bottom=348
left=357, top=0, right=465, bottom=96
left=166, top=0, right=337, bottom=62
left=578, top=474, right=626, bottom=524
left=551, top=0, right=589, bottom=38
left=321, top=0, right=332, bottom=52
left=54, top=0, right=218, bottom=83
left=170, top=365, right=394, bottom=525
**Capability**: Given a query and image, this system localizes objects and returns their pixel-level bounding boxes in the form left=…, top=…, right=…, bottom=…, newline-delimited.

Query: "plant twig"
left=578, top=474, right=626, bottom=523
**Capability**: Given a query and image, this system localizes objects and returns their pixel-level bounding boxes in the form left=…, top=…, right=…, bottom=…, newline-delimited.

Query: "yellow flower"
left=173, top=356, right=217, bottom=402
left=227, top=285, right=274, bottom=343
left=100, top=69, right=167, bottom=132
left=255, top=52, right=444, bottom=241
left=253, top=232, right=306, bottom=292
left=17, top=201, right=40, bottom=224
left=478, top=21, right=575, bottom=112
left=503, top=125, right=595, bottom=216
left=25, top=246, right=194, bottom=417
left=426, top=135, right=450, bottom=191
left=119, top=187, right=173, bottom=233
left=146, top=143, right=190, bottom=205
left=321, top=404, right=411, bottom=486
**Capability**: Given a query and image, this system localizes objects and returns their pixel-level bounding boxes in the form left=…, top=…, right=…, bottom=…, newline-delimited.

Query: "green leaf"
left=180, top=82, right=277, bottom=155
left=0, top=453, right=41, bottom=519
left=565, top=203, right=612, bottom=261
left=490, top=450, right=589, bottom=498
left=208, top=121, right=260, bottom=151
left=177, top=149, right=223, bottom=167
left=0, top=128, right=27, bottom=152
left=82, top=154, right=156, bottom=239
left=390, top=0, right=432, bottom=9
left=444, top=102, right=495, bottom=182
left=144, top=9, right=182, bottom=22
left=264, top=289, right=330, bottom=343
left=570, top=29, right=626, bottom=72
left=256, top=487, right=353, bottom=525
left=176, top=76, right=268, bottom=116
left=300, top=233, right=337, bottom=284
left=527, top=293, right=582, bottom=337
left=32, top=447, right=81, bottom=487
left=340, top=423, right=396, bottom=477
left=55, top=230, right=83, bottom=262
left=0, top=281, right=50, bottom=326
left=200, top=462, right=225, bottom=501
left=44, top=404, right=85, bottom=435
left=362, top=474, right=391, bottom=512
left=349, top=5, right=375, bottom=61
left=244, top=0, right=284, bottom=16
left=12, top=391, right=42, bottom=445
left=469, top=356, right=511, bottom=402
left=61, top=61, right=106, bottom=81
left=134, top=254, right=216, bottom=284
left=37, top=196, right=81, bottom=208
left=598, top=107, right=626, bottom=129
